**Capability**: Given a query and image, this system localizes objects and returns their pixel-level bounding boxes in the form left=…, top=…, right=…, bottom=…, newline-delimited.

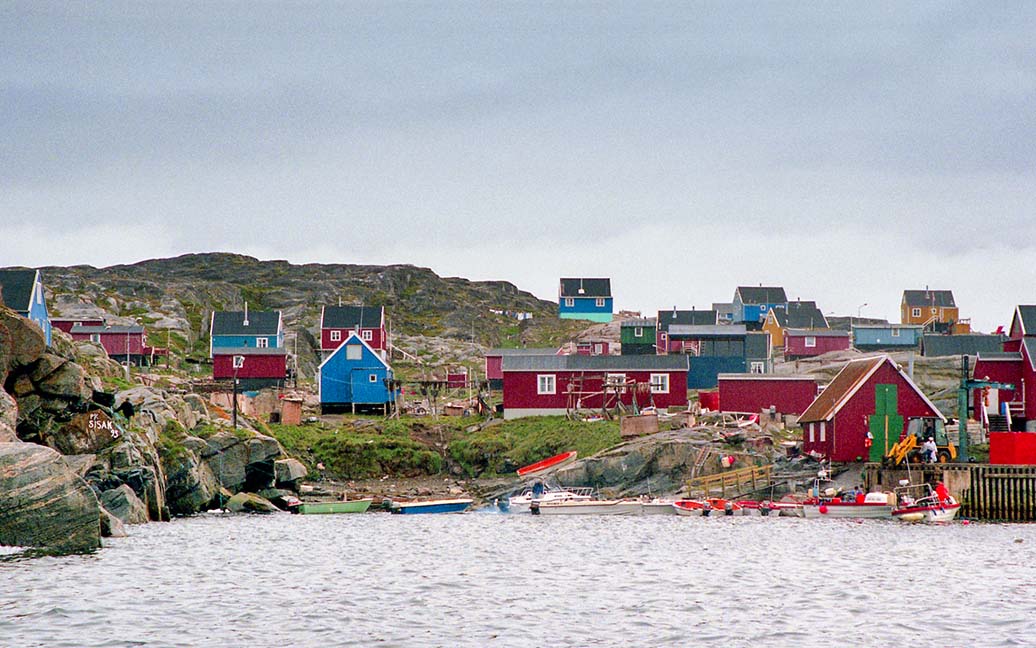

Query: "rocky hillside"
left=26, top=253, right=586, bottom=378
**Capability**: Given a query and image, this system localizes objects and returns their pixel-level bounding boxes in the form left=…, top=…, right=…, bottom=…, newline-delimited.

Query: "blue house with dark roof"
left=209, top=307, right=284, bottom=353
left=732, top=286, right=788, bottom=329
left=318, top=332, right=396, bottom=414
left=0, top=268, right=51, bottom=345
left=559, top=278, right=613, bottom=323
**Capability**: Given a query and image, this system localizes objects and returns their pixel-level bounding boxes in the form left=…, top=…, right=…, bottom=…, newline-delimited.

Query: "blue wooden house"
left=318, top=332, right=396, bottom=414
left=732, top=286, right=787, bottom=330
left=559, top=278, right=613, bottom=323
left=209, top=306, right=284, bottom=353
left=852, top=324, right=923, bottom=352
left=0, top=268, right=52, bottom=345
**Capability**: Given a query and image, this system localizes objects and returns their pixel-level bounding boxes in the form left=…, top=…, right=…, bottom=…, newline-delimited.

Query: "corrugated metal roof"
left=0, top=269, right=37, bottom=312
left=559, top=278, right=611, bottom=298
left=718, top=373, right=817, bottom=382
left=668, top=324, right=747, bottom=337
left=621, top=318, right=656, bottom=328
left=321, top=305, right=383, bottom=329
left=922, top=334, right=1004, bottom=357
left=656, top=309, right=718, bottom=330
left=486, top=347, right=560, bottom=357
left=903, top=290, right=956, bottom=308
left=785, top=328, right=849, bottom=338
left=211, top=310, right=281, bottom=336
left=502, top=354, right=688, bottom=372
left=736, top=286, right=787, bottom=304
left=977, top=351, right=1022, bottom=361
left=71, top=325, right=145, bottom=334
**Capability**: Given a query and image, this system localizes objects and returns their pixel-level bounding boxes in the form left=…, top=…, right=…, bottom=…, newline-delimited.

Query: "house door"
left=868, top=384, right=903, bottom=462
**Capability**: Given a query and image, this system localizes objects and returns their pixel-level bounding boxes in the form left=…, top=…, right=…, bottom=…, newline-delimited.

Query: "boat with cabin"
left=892, top=482, right=960, bottom=523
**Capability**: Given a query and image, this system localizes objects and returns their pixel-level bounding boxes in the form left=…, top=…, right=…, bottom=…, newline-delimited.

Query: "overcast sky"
left=2, top=3, right=1034, bottom=331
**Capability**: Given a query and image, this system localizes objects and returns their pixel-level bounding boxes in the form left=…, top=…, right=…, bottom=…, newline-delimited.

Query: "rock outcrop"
left=225, top=492, right=280, bottom=514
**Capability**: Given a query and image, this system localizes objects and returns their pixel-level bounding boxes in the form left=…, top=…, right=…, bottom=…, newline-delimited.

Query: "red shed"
left=575, top=340, right=610, bottom=356
left=213, top=347, right=287, bottom=390
left=799, top=355, right=944, bottom=462
left=784, top=328, right=851, bottom=360
left=501, top=355, right=688, bottom=419
left=717, top=374, right=819, bottom=416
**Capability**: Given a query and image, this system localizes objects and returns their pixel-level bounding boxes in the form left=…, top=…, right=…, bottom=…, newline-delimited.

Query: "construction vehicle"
left=884, top=417, right=957, bottom=465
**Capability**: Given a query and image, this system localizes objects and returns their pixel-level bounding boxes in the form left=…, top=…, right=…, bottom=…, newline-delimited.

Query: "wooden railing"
left=687, top=464, right=773, bottom=498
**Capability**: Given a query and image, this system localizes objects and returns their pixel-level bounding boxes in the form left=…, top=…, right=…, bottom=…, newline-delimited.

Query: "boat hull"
left=642, top=501, right=678, bottom=515
left=391, top=499, right=473, bottom=514
left=533, top=500, right=642, bottom=515
left=517, top=451, right=578, bottom=479
left=803, top=503, right=893, bottom=519
left=298, top=499, right=373, bottom=514
left=893, top=502, right=960, bottom=523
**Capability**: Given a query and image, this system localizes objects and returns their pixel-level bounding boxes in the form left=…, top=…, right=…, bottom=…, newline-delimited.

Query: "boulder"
left=0, top=306, right=46, bottom=371
left=28, top=352, right=68, bottom=384
left=50, top=410, right=122, bottom=455
left=35, top=360, right=92, bottom=401
left=0, top=390, right=17, bottom=443
left=99, top=506, right=128, bottom=538
left=224, top=492, right=279, bottom=514
left=99, top=484, right=149, bottom=524
left=274, top=458, right=307, bottom=487
left=162, top=439, right=221, bottom=516
left=202, top=431, right=283, bottom=493
left=0, top=442, right=101, bottom=553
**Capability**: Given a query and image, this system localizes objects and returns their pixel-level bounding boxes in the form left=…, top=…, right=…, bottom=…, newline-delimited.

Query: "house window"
left=595, top=298, right=606, bottom=308
left=750, top=361, right=765, bottom=374
left=819, top=421, right=826, bottom=442
left=650, top=374, right=669, bottom=394
left=891, top=328, right=900, bottom=337
left=634, top=327, right=643, bottom=338
left=361, top=330, right=373, bottom=341
left=369, top=374, right=378, bottom=383
left=537, top=374, right=556, bottom=395
left=330, top=330, right=341, bottom=342
left=593, top=343, right=604, bottom=355
left=90, top=333, right=100, bottom=343
left=36, top=287, right=42, bottom=305
left=256, top=337, right=268, bottom=348
left=804, top=336, right=817, bottom=348
left=346, top=344, right=362, bottom=360
left=564, top=298, right=574, bottom=307
left=912, top=308, right=921, bottom=318
left=809, top=423, right=815, bottom=443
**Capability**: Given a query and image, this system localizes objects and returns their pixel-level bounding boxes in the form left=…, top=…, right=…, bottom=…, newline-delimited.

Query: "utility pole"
left=232, top=355, right=244, bottom=430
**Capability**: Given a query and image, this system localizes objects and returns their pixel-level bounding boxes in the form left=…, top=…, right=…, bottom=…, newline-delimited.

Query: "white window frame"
left=361, top=329, right=373, bottom=341
left=90, top=333, right=100, bottom=343
left=804, top=336, right=817, bottom=348
left=256, top=337, right=268, bottom=348
left=649, top=373, right=669, bottom=394
left=593, top=343, right=604, bottom=355
left=537, top=374, right=556, bottom=395
left=891, top=328, right=900, bottom=337
left=634, top=327, right=643, bottom=338
left=819, top=421, right=826, bottom=442
left=330, top=330, right=341, bottom=342
left=750, top=361, right=765, bottom=374
left=369, top=374, right=378, bottom=383
left=564, top=297, right=574, bottom=307
left=911, top=307, right=921, bottom=318
left=809, top=423, right=815, bottom=443
left=346, top=344, right=362, bottom=360
left=595, top=297, right=606, bottom=308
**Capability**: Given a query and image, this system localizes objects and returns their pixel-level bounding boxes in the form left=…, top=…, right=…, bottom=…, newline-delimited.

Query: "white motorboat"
left=503, top=486, right=594, bottom=514
left=892, top=482, right=960, bottom=523
left=641, top=498, right=679, bottom=515
left=802, top=492, right=894, bottom=519
left=532, top=499, right=643, bottom=515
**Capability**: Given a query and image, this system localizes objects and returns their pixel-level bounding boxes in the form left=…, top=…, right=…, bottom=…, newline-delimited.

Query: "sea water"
left=2, top=510, right=1034, bottom=647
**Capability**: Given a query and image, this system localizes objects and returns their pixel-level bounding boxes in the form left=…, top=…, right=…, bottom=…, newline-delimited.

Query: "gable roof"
left=922, top=334, right=1005, bottom=358
left=321, top=305, right=384, bottom=329
left=776, top=301, right=828, bottom=329
left=735, top=286, right=787, bottom=304
left=501, top=354, right=688, bottom=372
left=559, top=278, right=611, bottom=298
left=318, top=331, right=391, bottom=372
left=211, top=310, right=282, bottom=336
left=903, top=290, right=956, bottom=308
left=1011, top=305, right=1036, bottom=337
left=798, top=355, right=945, bottom=423
left=1024, top=339, right=1036, bottom=372
left=0, top=269, right=39, bottom=312
left=656, top=309, right=718, bottom=330
left=621, top=317, right=656, bottom=328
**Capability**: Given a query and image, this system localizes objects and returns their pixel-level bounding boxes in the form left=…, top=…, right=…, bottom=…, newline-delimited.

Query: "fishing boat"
left=502, top=485, right=595, bottom=513
left=802, top=492, right=893, bottom=519
left=531, top=499, right=643, bottom=515
left=892, top=482, right=960, bottom=523
left=389, top=498, right=473, bottom=515
left=297, top=498, right=373, bottom=514
left=672, top=498, right=743, bottom=516
left=641, top=498, right=679, bottom=515
left=673, top=499, right=712, bottom=517
left=516, top=451, right=578, bottom=479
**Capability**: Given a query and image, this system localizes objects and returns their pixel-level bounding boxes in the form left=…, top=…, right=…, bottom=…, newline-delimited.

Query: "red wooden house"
left=717, top=374, right=819, bottom=416
left=784, top=328, right=851, bottom=360
left=501, top=355, right=688, bottom=420
left=320, top=305, right=387, bottom=359
left=70, top=324, right=167, bottom=367
left=212, top=347, right=288, bottom=391
left=799, top=355, right=944, bottom=462
left=972, top=305, right=1036, bottom=429
left=484, top=348, right=562, bottom=390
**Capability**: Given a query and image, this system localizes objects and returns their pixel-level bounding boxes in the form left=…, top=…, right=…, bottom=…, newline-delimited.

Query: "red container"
left=989, top=432, right=1036, bottom=465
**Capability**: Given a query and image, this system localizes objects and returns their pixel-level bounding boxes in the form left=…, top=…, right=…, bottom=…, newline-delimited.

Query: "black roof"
left=773, top=301, right=827, bottom=329
left=656, top=309, right=718, bottom=330
left=1014, top=305, right=1036, bottom=336
left=211, top=310, right=281, bottom=336
left=745, top=332, right=770, bottom=360
left=903, top=290, right=956, bottom=308
left=321, top=305, right=384, bottom=329
left=0, top=269, right=38, bottom=312
left=736, top=286, right=787, bottom=304
left=559, top=278, right=611, bottom=298
left=71, top=325, right=144, bottom=334
left=922, top=334, right=1005, bottom=358
left=502, top=354, right=688, bottom=372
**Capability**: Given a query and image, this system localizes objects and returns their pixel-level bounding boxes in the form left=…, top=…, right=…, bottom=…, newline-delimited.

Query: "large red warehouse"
left=717, top=374, right=819, bottom=416
left=799, top=355, right=944, bottom=462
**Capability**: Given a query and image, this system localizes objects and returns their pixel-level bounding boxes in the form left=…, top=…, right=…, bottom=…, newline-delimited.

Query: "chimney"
left=243, top=302, right=249, bottom=327
left=672, top=306, right=677, bottom=319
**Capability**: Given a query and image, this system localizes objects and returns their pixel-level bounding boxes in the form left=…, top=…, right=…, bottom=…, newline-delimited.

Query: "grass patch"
left=267, top=423, right=443, bottom=478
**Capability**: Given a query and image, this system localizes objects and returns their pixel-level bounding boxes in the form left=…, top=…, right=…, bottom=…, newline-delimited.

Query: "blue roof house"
left=318, top=332, right=397, bottom=414
left=559, top=278, right=613, bottom=323
left=0, top=269, right=52, bottom=345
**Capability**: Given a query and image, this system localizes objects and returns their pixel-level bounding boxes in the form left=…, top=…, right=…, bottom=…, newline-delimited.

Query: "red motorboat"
left=516, top=450, right=578, bottom=478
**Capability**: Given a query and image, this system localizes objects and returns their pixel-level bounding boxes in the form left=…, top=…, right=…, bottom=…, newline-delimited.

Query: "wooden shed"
left=717, top=374, right=819, bottom=416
